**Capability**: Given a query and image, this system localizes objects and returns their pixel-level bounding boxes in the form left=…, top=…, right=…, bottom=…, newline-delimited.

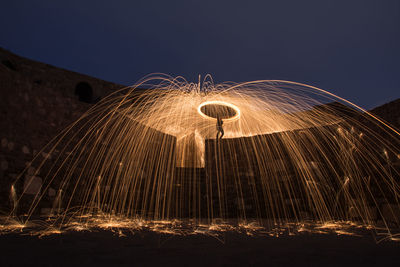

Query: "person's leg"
left=220, top=128, right=224, bottom=139
left=216, top=131, right=220, bottom=140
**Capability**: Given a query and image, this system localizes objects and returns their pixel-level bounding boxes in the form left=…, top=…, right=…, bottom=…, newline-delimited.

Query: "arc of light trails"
left=2, top=75, right=399, bottom=241
left=228, top=79, right=400, bottom=136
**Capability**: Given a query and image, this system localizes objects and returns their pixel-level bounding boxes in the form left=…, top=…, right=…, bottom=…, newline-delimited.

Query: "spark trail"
left=3, top=74, right=400, bottom=240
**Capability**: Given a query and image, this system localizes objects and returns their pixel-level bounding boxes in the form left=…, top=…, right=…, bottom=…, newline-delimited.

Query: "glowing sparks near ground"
left=2, top=74, right=400, bottom=242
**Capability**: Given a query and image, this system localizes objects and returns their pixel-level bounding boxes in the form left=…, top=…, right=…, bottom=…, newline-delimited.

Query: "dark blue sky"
left=1, top=0, right=399, bottom=109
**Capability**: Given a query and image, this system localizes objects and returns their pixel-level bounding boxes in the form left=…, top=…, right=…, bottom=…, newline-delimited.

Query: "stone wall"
left=0, top=47, right=123, bottom=212
left=0, top=47, right=123, bottom=101
left=204, top=121, right=400, bottom=221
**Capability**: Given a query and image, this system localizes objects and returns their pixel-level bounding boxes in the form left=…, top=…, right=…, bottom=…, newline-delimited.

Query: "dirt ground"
left=0, top=231, right=399, bottom=266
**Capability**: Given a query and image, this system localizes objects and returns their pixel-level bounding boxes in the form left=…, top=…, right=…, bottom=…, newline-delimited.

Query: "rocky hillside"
left=369, top=98, right=400, bottom=129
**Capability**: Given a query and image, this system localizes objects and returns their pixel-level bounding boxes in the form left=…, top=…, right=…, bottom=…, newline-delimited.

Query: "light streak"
left=197, top=100, right=241, bottom=122
left=2, top=74, right=400, bottom=242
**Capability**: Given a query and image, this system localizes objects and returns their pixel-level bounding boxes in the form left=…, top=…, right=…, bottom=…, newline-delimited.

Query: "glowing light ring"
left=197, top=100, right=241, bottom=122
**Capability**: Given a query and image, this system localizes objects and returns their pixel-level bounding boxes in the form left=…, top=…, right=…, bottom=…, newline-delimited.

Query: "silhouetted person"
left=216, top=115, right=224, bottom=139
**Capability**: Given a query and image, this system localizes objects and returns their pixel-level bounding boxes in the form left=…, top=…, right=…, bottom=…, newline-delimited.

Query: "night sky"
left=1, top=0, right=399, bottom=109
